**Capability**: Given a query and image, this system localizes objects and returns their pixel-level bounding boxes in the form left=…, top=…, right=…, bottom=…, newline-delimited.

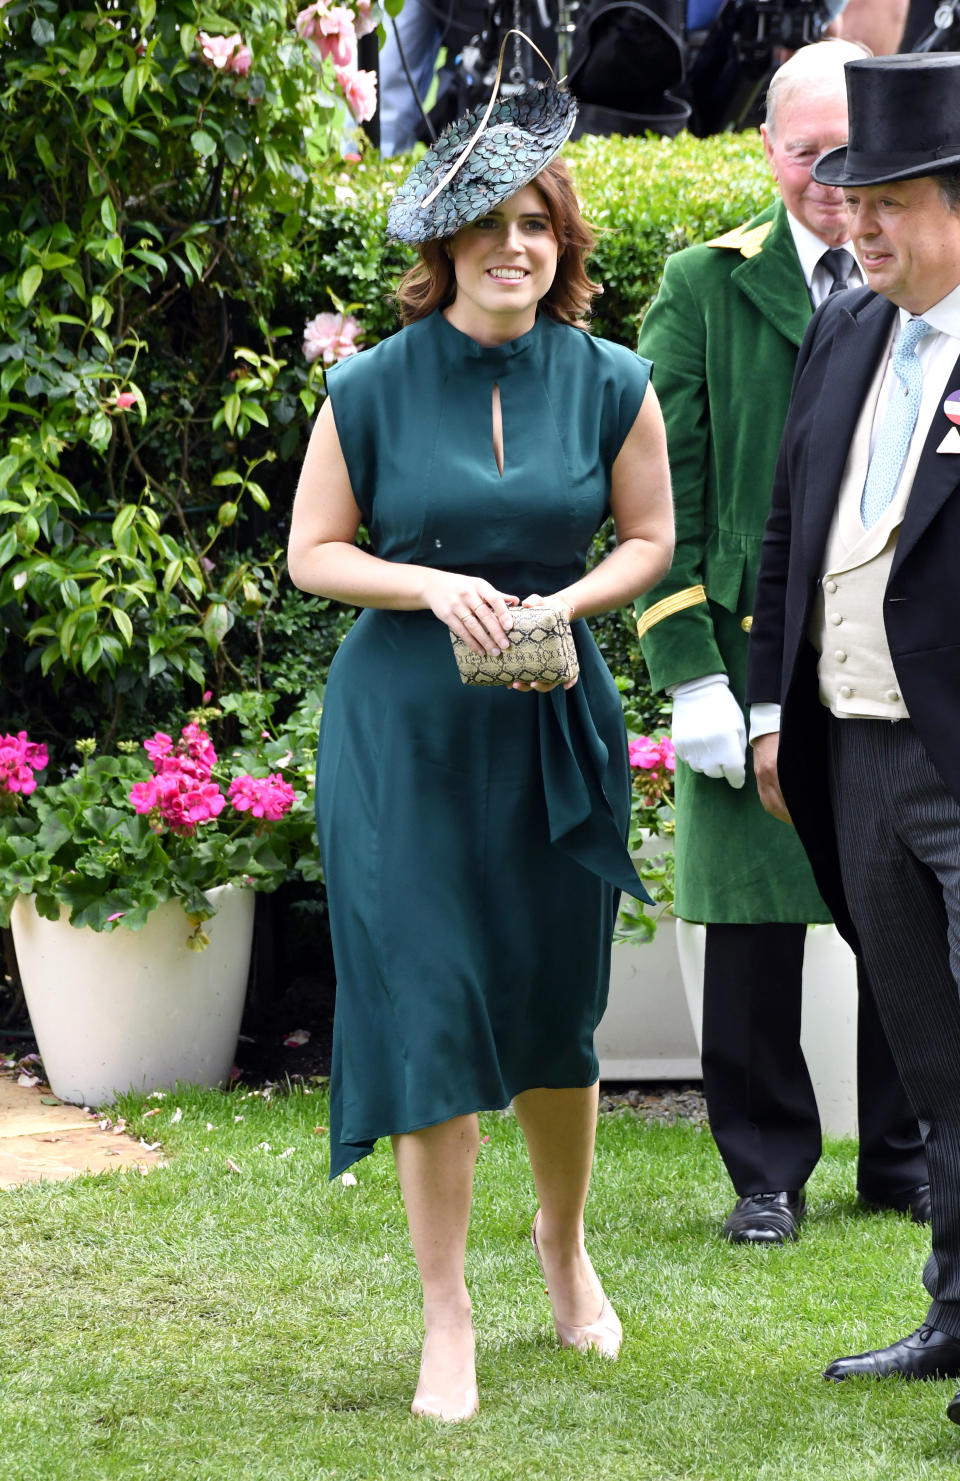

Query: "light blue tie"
left=860, top=316, right=933, bottom=529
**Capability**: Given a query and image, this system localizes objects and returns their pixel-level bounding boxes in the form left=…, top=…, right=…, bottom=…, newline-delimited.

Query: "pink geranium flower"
left=628, top=733, right=675, bottom=812
left=228, top=774, right=296, bottom=822
left=0, top=731, right=49, bottom=803
left=336, top=64, right=377, bottom=123
left=131, top=726, right=224, bottom=834
left=302, top=311, right=363, bottom=365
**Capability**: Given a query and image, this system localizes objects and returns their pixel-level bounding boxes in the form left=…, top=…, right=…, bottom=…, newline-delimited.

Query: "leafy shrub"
left=0, top=0, right=389, bottom=744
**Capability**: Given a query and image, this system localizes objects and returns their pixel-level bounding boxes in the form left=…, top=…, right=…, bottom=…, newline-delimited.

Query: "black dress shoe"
left=823, top=1325, right=960, bottom=1381
left=947, top=1390, right=960, bottom=1425
left=858, top=1183, right=932, bottom=1225
left=721, top=1190, right=804, bottom=1245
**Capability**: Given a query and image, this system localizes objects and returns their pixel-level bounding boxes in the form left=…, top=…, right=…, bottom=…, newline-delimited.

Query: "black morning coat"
left=746, top=284, right=960, bottom=950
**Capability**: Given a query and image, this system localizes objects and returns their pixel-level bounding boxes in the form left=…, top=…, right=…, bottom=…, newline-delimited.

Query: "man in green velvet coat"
left=636, top=41, right=925, bottom=1244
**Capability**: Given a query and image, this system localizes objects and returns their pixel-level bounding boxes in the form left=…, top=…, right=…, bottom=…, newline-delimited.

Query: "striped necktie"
left=860, top=316, right=933, bottom=530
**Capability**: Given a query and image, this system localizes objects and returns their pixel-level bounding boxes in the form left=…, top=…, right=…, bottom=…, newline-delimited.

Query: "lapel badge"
left=938, top=390, right=960, bottom=453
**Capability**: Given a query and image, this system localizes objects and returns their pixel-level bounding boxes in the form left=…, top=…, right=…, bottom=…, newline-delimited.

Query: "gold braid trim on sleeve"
left=636, top=584, right=708, bottom=642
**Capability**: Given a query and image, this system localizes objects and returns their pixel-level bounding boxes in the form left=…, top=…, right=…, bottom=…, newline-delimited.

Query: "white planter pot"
left=596, top=837, right=701, bottom=1081
left=676, top=919, right=859, bottom=1138
left=11, top=884, right=255, bottom=1106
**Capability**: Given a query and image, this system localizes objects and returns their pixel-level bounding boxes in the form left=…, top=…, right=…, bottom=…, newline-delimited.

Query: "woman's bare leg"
left=391, top=1113, right=479, bottom=1420
left=512, top=1084, right=612, bottom=1330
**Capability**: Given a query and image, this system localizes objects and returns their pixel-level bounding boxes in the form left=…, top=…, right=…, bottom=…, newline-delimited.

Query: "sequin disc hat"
left=387, top=34, right=578, bottom=245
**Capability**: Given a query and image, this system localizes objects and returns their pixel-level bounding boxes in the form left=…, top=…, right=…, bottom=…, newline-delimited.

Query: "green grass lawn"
left=0, top=1083, right=954, bottom=1481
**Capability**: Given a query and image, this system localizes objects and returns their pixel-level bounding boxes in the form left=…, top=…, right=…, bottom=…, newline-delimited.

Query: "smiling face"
left=443, top=185, right=560, bottom=343
left=761, top=81, right=851, bottom=247
left=843, top=175, right=960, bottom=314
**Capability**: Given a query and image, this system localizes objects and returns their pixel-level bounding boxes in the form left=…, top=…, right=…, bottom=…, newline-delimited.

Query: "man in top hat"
left=635, top=40, right=925, bottom=1247
left=747, top=52, right=960, bottom=1417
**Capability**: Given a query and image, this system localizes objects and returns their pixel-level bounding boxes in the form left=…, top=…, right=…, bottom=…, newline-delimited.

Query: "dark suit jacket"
left=747, top=287, right=960, bottom=947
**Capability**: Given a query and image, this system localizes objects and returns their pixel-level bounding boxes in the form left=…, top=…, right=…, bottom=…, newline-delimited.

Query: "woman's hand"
left=423, top=571, right=517, bottom=657
left=508, top=592, right=578, bottom=693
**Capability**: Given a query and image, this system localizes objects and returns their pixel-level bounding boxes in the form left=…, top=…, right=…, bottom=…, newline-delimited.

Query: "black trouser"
left=700, top=919, right=925, bottom=1200
left=829, top=717, right=960, bottom=1337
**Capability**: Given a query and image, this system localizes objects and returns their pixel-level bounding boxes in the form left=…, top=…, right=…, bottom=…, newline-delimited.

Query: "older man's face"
left=843, top=176, right=960, bottom=314
left=761, top=83, right=850, bottom=246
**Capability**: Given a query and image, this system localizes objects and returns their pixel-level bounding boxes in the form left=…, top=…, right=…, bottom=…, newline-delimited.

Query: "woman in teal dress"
left=287, top=74, right=673, bottom=1423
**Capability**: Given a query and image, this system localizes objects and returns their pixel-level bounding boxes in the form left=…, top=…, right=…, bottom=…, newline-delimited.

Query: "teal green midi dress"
left=318, top=309, right=652, bottom=1177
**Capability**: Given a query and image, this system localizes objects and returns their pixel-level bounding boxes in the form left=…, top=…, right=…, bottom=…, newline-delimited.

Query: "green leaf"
left=122, top=65, right=141, bottom=114
left=31, top=17, right=56, bottom=45
left=221, top=392, right=241, bottom=435
left=246, top=482, right=270, bottom=511
left=201, top=601, right=234, bottom=652
left=163, top=558, right=184, bottom=593
left=18, top=266, right=43, bottom=307
left=100, top=196, right=118, bottom=234
left=240, top=401, right=269, bottom=428
left=89, top=293, right=112, bottom=326
left=111, top=608, right=134, bottom=645
left=184, top=240, right=204, bottom=280
left=191, top=130, right=217, bottom=159
left=224, top=131, right=247, bottom=166
left=211, top=470, right=243, bottom=487
left=34, top=134, right=56, bottom=174
left=111, top=505, right=138, bottom=543
left=129, top=247, right=167, bottom=276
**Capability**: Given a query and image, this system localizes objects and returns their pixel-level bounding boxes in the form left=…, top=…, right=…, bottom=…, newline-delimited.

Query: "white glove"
left=668, top=673, right=747, bottom=789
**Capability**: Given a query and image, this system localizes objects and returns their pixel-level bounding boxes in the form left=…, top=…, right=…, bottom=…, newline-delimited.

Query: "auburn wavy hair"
left=393, top=158, right=601, bottom=328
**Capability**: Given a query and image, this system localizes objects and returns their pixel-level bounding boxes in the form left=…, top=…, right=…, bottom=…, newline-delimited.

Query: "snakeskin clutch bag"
left=450, top=606, right=579, bottom=687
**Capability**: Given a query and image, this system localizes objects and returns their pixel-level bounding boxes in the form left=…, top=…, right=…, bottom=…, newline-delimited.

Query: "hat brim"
left=812, top=143, right=960, bottom=187
left=387, top=81, right=578, bottom=245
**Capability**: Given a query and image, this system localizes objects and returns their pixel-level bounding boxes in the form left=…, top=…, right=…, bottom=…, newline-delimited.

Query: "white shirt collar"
left=897, top=281, right=960, bottom=340
left=785, top=210, right=858, bottom=288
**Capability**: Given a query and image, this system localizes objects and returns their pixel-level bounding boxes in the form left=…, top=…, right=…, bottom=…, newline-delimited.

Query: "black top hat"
left=812, top=54, right=960, bottom=188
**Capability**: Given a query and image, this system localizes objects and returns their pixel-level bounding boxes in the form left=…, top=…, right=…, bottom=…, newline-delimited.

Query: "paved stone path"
left=0, top=1075, right=163, bottom=1187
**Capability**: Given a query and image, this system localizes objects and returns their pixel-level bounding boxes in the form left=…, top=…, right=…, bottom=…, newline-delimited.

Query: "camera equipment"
left=912, top=1, right=960, bottom=51
left=684, top=0, right=832, bottom=135
left=408, top=0, right=839, bottom=142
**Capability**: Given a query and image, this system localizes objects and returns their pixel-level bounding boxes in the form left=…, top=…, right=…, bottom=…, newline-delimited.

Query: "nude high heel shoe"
left=410, top=1385, right=479, bottom=1424
left=531, top=1209, right=623, bottom=1360
left=409, top=1317, right=479, bottom=1423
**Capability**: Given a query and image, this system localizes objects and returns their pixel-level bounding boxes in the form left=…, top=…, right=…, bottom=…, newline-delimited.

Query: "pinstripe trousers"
left=829, top=716, right=960, bottom=1337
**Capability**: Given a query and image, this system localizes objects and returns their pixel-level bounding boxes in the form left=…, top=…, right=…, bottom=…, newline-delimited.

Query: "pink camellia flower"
left=354, top=0, right=378, bottom=38
left=197, top=30, right=252, bottom=75
left=114, top=391, right=137, bottom=410
left=0, top=731, right=49, bottom=800
left=228, top=773, right=296, bottom=822
left=296, top=4, right=358, bottom=67
left=229, top=43, right=252, bottom=75
left=336, top=64, right=377, bottom=123
left=302, top=311, right=362, bottom=366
